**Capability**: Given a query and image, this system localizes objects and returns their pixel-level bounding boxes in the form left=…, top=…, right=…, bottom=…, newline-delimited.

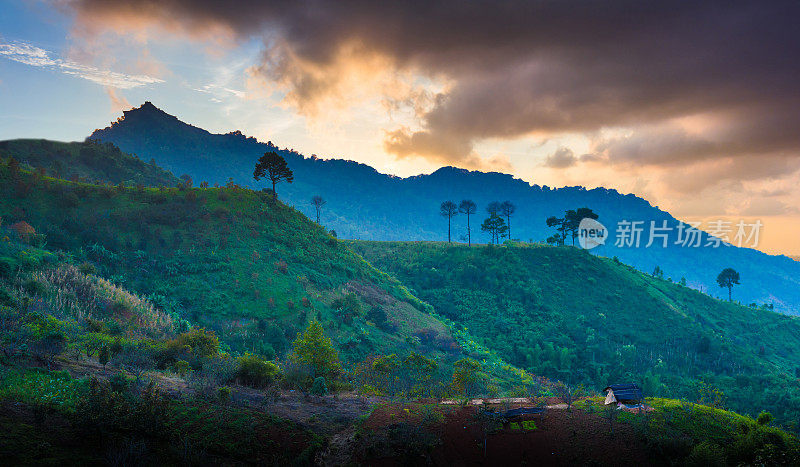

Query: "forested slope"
left=352, top=240, right=800, bottom=427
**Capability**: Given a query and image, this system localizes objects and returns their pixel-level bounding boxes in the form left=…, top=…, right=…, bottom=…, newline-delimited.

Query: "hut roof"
left=604, top=383, right=642, bottom=401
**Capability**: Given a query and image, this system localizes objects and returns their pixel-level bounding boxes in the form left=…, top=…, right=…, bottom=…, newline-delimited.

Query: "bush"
left=685, top=442, right=725, bottom=467
left=169, top=327, right=220, bottom=359
left=109, top=373, right=133, bottom=393
left=173, top=360, right=191, bottom=377
left=22, top=278, right=47, bottom=296
left=0, top=257, right=15, bottom=277
left=757, top=411, right=774, bottom=426
left=310, top=376, right=328, bottom=396
left=0, top=288, right=15, bottom=308
left=218, top=386, right=231, bottom=404
left=78, top=261, right=97, bottom=275
left=236, top=353, right=281, bottom=388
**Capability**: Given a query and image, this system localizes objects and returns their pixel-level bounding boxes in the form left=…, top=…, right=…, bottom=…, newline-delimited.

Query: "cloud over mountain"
left=62, top=1, right=800, bottom=213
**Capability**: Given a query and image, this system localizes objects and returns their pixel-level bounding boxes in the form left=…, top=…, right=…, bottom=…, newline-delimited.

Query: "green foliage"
left=0, top=164, right=458, bottom=369
left=170, top=327, right=219, bottom=359
left=172, top=360, right=191, bottom=376
left=331, top=292, right=362, bottom=323
left=352, top=241, right=800, bottom=426
left=310, top=376, right=328, bottom=396
left=0, top=139, right=178, bottom=186
left=217, top=385, right=231, bottom=403
left=757, top=411, right=774, bottom=426
left=236, top=353, right=281, bottom=388
left=452, top=358, right=484, bottom=396
left=98, top=345, right=110, bottom=368
left=290, top=320, right=340, bottom=379
left=685, top=441, right=725, bottom=467
left=0, top=257, right=15, bottom=278
left=0, top=368, right=86, bottom=412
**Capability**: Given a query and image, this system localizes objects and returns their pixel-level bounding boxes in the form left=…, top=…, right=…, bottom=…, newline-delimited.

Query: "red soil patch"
left=364, top=402, right=658, bottom=466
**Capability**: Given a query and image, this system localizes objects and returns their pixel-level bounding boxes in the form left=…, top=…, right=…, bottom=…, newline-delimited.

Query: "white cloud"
left=0, top=41, right=163, bottom=89
left=193, top=83, right=246, bottom=99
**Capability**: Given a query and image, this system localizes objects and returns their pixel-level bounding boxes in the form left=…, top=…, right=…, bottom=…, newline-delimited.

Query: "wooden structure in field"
left=604, top=383, right=643, bottom=406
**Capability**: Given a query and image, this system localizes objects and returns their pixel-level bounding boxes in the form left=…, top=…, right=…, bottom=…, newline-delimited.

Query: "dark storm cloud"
left=66, top=0, right=800, bottom=166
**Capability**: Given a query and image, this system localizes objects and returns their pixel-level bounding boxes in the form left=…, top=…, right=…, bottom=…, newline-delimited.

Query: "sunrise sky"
left=2, top=1, right=799, bottom=255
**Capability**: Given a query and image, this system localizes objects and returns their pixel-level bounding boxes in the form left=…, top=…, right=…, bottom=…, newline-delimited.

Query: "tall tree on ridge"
left=253, top=151, right=293, bottom=201
left=311, top=195, right=326, bottom=223
left=717, top=268, right=740, bottom=302
left=500, top=201, right=516, bottom=240
left=564, top=207, right=599, bottom=245
left=481, top=214, right=508, bottom=244
left=440, top=201, right=459, bottom=243
left=486, top=201, right=501, bottom=217
left=459, top=199, right=477, bottom=246
left=546, top=215, right=567, bottom=246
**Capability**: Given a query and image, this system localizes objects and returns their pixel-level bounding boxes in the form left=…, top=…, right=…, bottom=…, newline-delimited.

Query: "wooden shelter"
left=604, top=383, right=643, bottom=405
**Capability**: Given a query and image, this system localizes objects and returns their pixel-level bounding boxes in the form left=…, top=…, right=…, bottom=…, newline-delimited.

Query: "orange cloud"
left=105, top=86, right=131, bottom=112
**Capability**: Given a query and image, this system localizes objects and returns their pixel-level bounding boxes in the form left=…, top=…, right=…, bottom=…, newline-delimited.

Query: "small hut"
left=604, top=383, right=643, bottom=406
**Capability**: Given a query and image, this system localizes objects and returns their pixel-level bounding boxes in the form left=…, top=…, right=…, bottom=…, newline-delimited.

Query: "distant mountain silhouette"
left=89, top=102, right=800, bottom=314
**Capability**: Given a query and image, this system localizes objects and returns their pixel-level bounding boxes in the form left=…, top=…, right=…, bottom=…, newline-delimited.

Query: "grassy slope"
left=351, top=240, right=800, bottom=427
left=0, top=139, right=178, bottom=187
left=0, top=236, right=324, bottom=464
left=0, top=163, right=511, bottom=380
left=0, top=174, right=798, bottom=464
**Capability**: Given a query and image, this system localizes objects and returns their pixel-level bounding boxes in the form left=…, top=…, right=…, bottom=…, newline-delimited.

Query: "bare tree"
left=500, top=201, right=516, bottom=240
left=440, top=201, right=459, bottom=243
left=311, top=195, right=326, bottom=223
left=459, top=200, right=477, bottom=246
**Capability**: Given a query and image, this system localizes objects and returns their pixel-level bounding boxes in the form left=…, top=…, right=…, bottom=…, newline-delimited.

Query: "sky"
left=2, top=1, right=800, bottom=255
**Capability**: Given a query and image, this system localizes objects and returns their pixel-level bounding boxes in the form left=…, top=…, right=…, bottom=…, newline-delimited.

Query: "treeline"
left=439, top=200, right=517, bottom=244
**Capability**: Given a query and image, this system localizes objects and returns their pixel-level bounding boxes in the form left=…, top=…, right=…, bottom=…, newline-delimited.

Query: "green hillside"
left=351, top=241, right=800, bottom=427
left=0, top=161, right=438, bottom=362
left=0, top=139, right=178, bottom=187
left=1, top=156, right=799, bottom=464
left=0, top=157, right=532, bottom=390
left=0, top=238, right=324, bottom=463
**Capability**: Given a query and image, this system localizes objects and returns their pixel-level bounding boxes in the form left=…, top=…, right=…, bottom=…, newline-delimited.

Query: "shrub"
left=685, top=441, right=725, bottom=467
left=22, top=278, right=46, bottom=296
left=757, top=411, right=774, bottom=426
left=173, top=360, right=191, bottom=377
left=199, top=356, right=238, bottom=385
left=0, top=288, right=15, bottom=307
left=109, top=373, right=133, bottom=393
left=78, top=261, right=97, bottom=275
left=171, top=327, right=220, bottom=359
left=0, top=257, right=15, bottom=277
left=218, top=386, right=231, bottom=404
left=236, top=353, right=281, bottom=388
left=310, top=377, right=328, bottom=396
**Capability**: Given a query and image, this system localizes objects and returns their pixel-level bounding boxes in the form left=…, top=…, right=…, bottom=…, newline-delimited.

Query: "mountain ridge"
left=79, top=102, right=800, bottom=314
